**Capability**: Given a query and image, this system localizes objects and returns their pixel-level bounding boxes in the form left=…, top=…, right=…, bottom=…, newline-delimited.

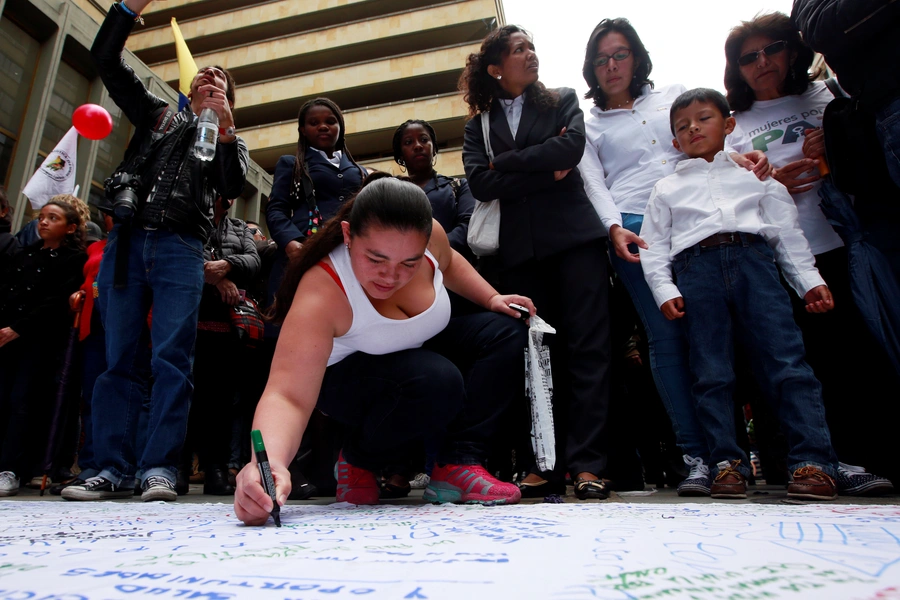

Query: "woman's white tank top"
left=326, top=244, right=451, bottom=366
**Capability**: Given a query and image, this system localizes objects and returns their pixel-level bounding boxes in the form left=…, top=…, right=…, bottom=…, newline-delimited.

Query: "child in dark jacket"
left=0, top=197, right=87, bottom=496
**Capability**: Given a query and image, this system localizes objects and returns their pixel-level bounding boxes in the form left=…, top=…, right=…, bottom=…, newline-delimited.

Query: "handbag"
left=466, top=112, right=501, bottom=256
left=229, top=296, right=264, bottom=348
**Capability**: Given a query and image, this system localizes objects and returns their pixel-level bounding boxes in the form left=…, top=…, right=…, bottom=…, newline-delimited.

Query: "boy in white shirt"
left=639, top=88, right=839, bottom=501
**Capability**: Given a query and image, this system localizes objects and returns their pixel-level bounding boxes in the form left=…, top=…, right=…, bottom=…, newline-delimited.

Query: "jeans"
left=92, top=225, right=204, bottom=487
left=76, top=309, right=107, bottom=479
left=875, top=94, right=900, bottom=190
left=609, top=213, right=708, bottom=461
left=673, top=236, right=837, bottom=478
left=316, top=312, right=526, bottom=471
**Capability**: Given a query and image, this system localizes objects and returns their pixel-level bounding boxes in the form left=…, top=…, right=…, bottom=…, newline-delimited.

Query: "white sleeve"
left=726, top=120, right=752, bottom=156
left=639, top=185, right=681, bottom=307
left=759, top=179, right=826, bottom=297
left=579, top=136, right=623, bottom=233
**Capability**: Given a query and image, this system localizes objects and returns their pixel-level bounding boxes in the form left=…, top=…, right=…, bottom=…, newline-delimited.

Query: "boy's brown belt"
left=698, top=232, right=764, bottom=247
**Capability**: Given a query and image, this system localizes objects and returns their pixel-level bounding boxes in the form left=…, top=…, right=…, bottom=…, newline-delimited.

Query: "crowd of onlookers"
left=2, top=1, right=899, bottom=509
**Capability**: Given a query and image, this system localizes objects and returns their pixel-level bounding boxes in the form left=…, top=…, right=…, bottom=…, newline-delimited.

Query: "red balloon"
left=72, top=104, right=113, bottom=140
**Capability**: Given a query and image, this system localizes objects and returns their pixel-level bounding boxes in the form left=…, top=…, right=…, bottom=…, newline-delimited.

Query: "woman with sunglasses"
left=725, top=12, right=895, bottom=495
left=578, top=18, right=769, bottom=497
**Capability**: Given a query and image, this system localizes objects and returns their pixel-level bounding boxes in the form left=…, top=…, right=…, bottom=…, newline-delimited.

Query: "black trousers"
left=185, top=329, right=240, bottom=471
left=499, top=239, right=611, bottom=477
left=790, top=246, right=900, bottom=476
left=0, top=334, right=65, bottom=477
left=316, top=312, right=527, bottom=471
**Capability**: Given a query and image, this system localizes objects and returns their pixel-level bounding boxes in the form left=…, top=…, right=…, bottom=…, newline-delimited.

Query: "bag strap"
left=480, top=112, right=495, bottom=162
left=449, top=177, right=461, bottom=206
left=153, top=105, right=176, bottom=134
left=824, top=77, right=847, bottom=99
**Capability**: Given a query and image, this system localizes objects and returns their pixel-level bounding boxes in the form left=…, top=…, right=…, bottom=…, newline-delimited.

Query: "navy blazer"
left=423, top=173, right=475, bottom=260
left=266, top=150, right=366, bottom=249
left=462, top=87, right=605, bottom=269
left=265, top=151, right=365, bottom=306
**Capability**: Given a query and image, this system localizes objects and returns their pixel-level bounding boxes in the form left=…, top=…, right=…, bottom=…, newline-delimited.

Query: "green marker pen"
left=251, top=429, right=281, bottom=527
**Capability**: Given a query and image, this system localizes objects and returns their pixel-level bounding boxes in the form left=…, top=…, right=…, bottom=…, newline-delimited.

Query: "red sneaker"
left=424, top=463, right=521, bottom=505
left=335, top=451, right=379, bottom=505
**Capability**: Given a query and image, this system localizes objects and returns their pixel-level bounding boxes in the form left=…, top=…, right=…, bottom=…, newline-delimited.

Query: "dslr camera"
left=104, top=172, right=143, bottom=221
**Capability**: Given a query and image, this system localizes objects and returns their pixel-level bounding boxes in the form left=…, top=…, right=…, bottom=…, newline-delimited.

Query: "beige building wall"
left=132, top=0, right=504, bottom=227
left=0, top=0, right=271, bottom=230
left=0, top=0, right=503, bottom=230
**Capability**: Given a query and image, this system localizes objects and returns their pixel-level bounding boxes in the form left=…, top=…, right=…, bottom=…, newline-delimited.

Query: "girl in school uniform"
left=266, top=98, right=368, bottom=302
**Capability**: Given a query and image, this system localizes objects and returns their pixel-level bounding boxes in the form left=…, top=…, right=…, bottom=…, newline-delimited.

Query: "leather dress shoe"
left=50, top=477, right=85, bottom=496
left=710, top=460, right=747, bottom=499
left=787, top=466, right=837, bottom=500
left=175, top=468, right=191, bottom=496
left=203, top=467, right=235, bottom=496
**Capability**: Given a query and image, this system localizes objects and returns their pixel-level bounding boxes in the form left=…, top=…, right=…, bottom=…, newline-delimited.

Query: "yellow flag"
left=171, top=18, right=198, bottom=108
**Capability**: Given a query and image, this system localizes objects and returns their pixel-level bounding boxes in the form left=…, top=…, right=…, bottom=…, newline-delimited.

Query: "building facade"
left=0, top=0, right=504, bottom=230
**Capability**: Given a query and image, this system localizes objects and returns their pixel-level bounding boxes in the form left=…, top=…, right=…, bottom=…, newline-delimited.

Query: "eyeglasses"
left=247, top=227, right=260, bottom=235
left=737, top=40, right=788, bottom=66
left=592, top=49, right=632, bottom=67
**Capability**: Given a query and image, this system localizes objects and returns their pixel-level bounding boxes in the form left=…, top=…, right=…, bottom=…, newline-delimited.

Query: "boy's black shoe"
left=710, top=460, right=747, bottom=499
left=61, top=477, right=133, bottom=501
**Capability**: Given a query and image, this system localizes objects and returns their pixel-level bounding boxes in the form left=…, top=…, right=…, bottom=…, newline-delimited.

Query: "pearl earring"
left=496, top=75, right=502, bottom=80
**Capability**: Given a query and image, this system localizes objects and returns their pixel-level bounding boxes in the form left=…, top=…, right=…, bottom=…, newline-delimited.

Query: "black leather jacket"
left=792, top=0, right=900, bottom=109
left=91, top=3, right=248, bottom=242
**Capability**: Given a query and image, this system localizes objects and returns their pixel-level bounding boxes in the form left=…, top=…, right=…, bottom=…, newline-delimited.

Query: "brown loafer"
left=787, top=466, right=837, bottom=501
left=710, top=460, right=747, bottom=499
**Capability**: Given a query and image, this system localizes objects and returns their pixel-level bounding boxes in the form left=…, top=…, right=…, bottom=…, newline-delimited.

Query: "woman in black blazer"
left=265, top=98, right=367, bottom=303
left=461, top=25, right=612, bottom=500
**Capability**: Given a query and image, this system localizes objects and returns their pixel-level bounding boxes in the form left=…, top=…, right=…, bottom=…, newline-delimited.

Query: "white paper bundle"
left=524, top=315, right=556, bottom=472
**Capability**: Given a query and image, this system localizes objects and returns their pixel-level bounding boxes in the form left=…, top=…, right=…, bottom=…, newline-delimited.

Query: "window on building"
left=0, top=17, right=40, bottom=187
left=40, top=60, right=89, bottom=156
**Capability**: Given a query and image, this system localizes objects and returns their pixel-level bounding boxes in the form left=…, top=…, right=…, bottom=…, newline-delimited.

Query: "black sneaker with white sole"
left=61, top=476, right=133, bottom=501
left=141, top=475, right=177, bottom=502
left=677, top=455, right=711, bottom=497
left=837, top=463, right=894, bottom=496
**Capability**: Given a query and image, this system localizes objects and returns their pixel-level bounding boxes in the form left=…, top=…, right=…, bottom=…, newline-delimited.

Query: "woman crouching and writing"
left=234, top=174, right=534, bottom=524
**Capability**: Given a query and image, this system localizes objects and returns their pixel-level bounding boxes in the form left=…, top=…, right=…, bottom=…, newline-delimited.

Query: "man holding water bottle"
left=62, top=0, right=248, bottom=503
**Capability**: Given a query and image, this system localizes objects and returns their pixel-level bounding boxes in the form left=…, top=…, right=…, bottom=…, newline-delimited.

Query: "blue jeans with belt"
left=609, top=213, right=708, bottom=461
left=92, top=225, right=204, bottom=487
left=673, top=235, right=837, bottom=479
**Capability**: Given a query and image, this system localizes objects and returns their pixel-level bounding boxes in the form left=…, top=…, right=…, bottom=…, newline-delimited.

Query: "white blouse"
left=580, top=84, right=687, bottom=232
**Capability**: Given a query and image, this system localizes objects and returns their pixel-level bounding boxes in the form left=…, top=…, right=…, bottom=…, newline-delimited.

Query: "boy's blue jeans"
left=92, top=225, right=204, bottom=488
left=673, top=234, right=838, bottom=479
left=610, top=213, right=708, bottom=462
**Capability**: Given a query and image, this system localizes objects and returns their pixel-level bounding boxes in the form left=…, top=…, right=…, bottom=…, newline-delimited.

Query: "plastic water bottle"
left=193, top=108, right=218, bottom=161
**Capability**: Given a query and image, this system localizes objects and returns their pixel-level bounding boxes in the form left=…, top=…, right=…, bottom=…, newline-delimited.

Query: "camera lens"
left=113, top=188, right=139, bottom=220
